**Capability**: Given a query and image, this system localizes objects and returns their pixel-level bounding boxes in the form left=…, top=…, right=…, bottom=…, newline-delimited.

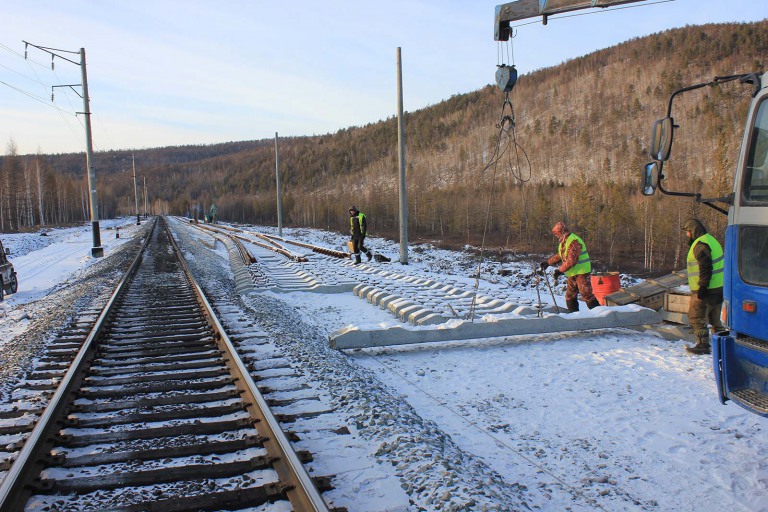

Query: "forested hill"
left=2, top=20, right=767, bottom=273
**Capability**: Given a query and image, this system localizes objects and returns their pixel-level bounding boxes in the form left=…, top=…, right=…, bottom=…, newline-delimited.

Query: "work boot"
left=367, top=251, right=373, bottom=261
left=566, top=298, right=579, bottom=313
left=686, top=335, right=711, bottom=355
left=354, top=254, right=362, bottom=265
left=586, top=298, right=600, bottom=310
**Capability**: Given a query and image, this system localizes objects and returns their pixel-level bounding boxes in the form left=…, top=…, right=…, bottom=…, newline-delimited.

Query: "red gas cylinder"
left=591, top=272, right=621, bottom=305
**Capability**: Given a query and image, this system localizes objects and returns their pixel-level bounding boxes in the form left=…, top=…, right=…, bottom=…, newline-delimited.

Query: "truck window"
left=743, top=99, right=768, bottom=205
left=740, top=225, right=768, bottom=286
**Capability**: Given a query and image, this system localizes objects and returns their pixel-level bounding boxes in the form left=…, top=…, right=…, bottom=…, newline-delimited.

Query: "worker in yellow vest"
left=683, top=218, right=725, bottom=355
left=349, top=206, right=372, bottom=265
left=540, top=221, right=600, bottom=313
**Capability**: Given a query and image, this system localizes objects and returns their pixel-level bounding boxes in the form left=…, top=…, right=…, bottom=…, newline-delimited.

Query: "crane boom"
left=495, top=0, right=653, bottom=40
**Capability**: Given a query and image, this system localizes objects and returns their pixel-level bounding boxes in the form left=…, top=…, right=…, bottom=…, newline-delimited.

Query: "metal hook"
left=496, top=92, right=515, bottom=131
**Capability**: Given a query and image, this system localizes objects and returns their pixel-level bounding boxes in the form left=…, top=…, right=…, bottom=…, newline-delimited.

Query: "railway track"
left=0, top=218, right=331, bottom=512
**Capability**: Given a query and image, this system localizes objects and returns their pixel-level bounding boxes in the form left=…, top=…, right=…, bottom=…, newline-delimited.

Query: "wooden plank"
left=664, top=292, right=690, bottom=313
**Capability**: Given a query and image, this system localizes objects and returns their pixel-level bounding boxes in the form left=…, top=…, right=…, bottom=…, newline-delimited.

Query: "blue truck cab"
left=643, top=72, right=768, bottom=417
left=712, top=72, right=768, bottom=416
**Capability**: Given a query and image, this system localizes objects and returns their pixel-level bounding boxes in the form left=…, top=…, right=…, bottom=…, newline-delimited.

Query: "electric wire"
left=89, top=102, right=118, bottom=152
left=52, top=66, right=87, bottom=135
left=2, top=40, right=88, bottom=152
left=0, top=79, right=73, bottom=115
left=0, top=61, right=49, bottom=88
left=0, top=42, right=48, bottom=68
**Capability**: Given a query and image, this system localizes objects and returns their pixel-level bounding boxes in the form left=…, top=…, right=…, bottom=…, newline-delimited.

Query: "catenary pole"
left=22, top=41, right=102, bottom=255
left=396, top=47, right=408, bottom=264
left=80, top=48, right=103, bottom=257
left=143, top=176, right=148, bottom=218
left=132, top=154, right=140, bottom=225
left=275, top=132, right=283, bottom=237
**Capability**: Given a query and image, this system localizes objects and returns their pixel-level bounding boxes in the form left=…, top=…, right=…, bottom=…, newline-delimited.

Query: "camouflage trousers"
left=351, top=235, right=369, bottom=256
left=565, top=273, right=597, bottom=302
left=688, top=294, right=724, bottom=339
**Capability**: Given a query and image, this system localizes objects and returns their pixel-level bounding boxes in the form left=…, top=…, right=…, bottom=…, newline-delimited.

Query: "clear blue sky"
left=1, top=0, right=766, bottom=155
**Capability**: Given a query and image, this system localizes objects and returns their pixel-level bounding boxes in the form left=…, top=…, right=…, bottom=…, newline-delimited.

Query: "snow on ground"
left=0, top=220, right=140, bottom=345
left=1, top=219, right=767, bottom=512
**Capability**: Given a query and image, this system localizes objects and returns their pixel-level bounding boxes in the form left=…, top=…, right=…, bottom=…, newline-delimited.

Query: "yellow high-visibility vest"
left=559, top=233, right=591, bottom=277
left=686, top=233, right=724, bottom=290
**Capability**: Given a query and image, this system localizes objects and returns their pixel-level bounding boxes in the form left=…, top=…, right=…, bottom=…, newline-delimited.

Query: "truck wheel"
left=9, top=273, right=17, bottom=294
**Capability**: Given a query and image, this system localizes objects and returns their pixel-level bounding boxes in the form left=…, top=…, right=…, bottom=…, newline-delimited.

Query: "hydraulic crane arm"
left=495, top=0, right=653, bottom=40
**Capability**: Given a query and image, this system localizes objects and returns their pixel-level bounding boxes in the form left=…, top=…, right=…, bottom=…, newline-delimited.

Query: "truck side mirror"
left=649, top=117, right=674, bottom=162
left=642, top=162, right=659, bottom=196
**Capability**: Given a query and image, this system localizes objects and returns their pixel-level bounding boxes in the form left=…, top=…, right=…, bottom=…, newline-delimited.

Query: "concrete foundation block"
left=416, top=313, right=448, bottom=326
left=329, top=305, right=662, bottom=349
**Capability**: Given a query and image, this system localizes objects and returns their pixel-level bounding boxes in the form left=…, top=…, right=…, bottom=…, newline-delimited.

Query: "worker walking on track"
left=349, top=206, right=372, bottom=265
left=540, top=221, right=600, bottom=313
left=683, top=218, right=725, bottom=355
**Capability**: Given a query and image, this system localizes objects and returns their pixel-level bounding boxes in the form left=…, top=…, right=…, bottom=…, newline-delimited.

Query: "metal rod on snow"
left=531, top=263, right=544, bottom=317
left=543, top=271, right=561, bottom=314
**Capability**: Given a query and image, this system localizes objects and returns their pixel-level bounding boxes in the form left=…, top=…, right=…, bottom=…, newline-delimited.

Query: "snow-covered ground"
left=1, top=218, right=766, bottom=512
left=0, top=220, right=139, bottom=344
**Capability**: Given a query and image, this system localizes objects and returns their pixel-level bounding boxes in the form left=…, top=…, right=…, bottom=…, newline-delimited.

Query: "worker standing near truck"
left=540, top=221, right=600, bottom=313
left=683, top=218, right=725, bottom=355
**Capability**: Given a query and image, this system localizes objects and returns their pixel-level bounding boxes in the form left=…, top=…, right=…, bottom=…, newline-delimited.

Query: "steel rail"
left=167, top=219, right=331, bottom=512
left=193, top=222, right=309, bottom=262
left=194, top=224, right=257, bottom=265
left=190, top=219, right=349, bottom=259
left=0, top=218, right=159, bottom=511
left=257, top=231, right=351, bottom=259
left=1, top=217, right=331, bottom=511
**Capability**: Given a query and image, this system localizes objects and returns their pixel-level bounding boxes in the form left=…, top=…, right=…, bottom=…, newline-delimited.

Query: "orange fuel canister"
left=591, top=272, right=621, bottom=306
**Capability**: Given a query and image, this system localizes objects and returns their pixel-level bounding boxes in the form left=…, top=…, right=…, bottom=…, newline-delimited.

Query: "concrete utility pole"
left=80, top=48, right=102, bottom=257
left=275, top=132, right=283, bottom=237
left=24, top=41, right=102, bottom=257
left=143, top=176, right=148, bottom=218
left=132, top=154, right=140, bottom=225
left=396, top=47, right=409, bottom=264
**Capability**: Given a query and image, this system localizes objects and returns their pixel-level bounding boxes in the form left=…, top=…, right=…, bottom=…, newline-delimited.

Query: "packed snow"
left=0, top=218, right=766, bottom=512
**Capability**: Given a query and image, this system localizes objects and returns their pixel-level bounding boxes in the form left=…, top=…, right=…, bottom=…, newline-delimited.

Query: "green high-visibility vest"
left=686, top=233, right=724, bottom=290
left=559, top=233, right=591, bottom=277
left=350, top=212, right=366, bottom=236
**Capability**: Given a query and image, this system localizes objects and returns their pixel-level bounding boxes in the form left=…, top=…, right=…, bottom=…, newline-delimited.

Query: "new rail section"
left=0, top=217, right=330, bottom=512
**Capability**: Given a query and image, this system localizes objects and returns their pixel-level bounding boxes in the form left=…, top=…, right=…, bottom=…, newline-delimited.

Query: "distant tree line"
left=0, top=140, right=88, bottom=229
left=1, top=21, right=765, bottom=275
